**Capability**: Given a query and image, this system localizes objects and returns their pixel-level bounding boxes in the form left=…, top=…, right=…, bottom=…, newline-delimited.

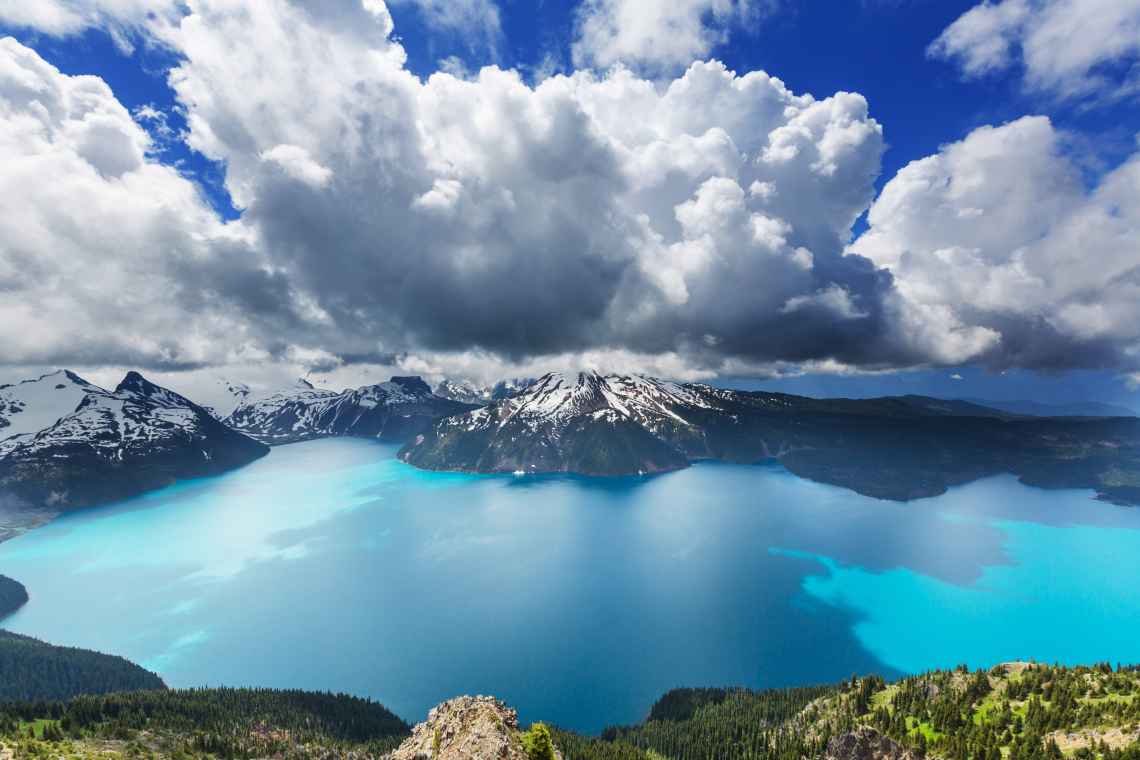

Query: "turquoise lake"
left=2, top=438, right=1140, bottom=732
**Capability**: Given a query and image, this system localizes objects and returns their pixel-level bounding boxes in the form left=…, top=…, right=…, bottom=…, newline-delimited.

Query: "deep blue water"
left=1, top=439, right=1139, bottom=733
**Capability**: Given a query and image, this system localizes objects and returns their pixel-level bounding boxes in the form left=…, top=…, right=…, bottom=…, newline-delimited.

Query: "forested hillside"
left=0, top=631, right=165, bottom=701
left=1, top=662, right=1139, bottom=759
left=0, top=575, right=27, bottom=619
left=0, top=687, right=409, bottom=758
left=555, top=664, right=1140, bottom=760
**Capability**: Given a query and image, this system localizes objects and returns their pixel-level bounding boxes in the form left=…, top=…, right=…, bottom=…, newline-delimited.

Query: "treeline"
left=0, top=687, right=411, bottom=757
left=0, top=575, right=27, bottom=619
left=551, top=664, right=1140, bottom=760
left=864, top=664, right=1140, bottom=760
left=552, top=685, right=837, bottom=760
left=0, top=630, right=165, bottom=701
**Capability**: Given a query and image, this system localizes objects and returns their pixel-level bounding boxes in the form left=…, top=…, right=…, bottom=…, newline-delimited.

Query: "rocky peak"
left=387, top=695, right=560, bottom=760
left=113, top=371, right=202, bottom=410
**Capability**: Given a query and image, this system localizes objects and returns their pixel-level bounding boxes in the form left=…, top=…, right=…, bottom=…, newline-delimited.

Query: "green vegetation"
left=848, top=664, right=1140, bottom=760
left=522, top=722, right=557, bottom=760
left=3, top=660, right=1140, bottom=760
left=0, top=687, right=410, bottom=759
left=547, top=685, right=834, bottom=760
left=0, top=575, right=28, bottom=619
left=549, top=665, right=1140, bottom=760
left=0, top=630, right=165, bottom=702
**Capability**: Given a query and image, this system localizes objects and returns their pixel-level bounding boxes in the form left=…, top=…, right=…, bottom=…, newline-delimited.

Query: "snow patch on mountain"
left=225, top=375, right=474, bottom=444
left=0, top=370, right=102, bottom=443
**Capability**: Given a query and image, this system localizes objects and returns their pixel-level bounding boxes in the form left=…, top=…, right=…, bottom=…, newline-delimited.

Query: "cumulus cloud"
left=0, top=0, right=895, bottom=378
left=0, top=37, right=292, bottom=370
left=572, top=0, right=774, bottom=72
left=930, top=0, right=1140, bottom=102
left=850, top=115, right=1140, bottom=372
left=1, top=0, right=1139, bottom=385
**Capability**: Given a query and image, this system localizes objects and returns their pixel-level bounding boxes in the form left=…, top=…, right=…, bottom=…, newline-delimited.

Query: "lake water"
left=1, top=438, right=1139, bottom=733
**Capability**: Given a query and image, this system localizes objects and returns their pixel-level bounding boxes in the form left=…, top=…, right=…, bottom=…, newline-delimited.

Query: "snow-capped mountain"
left=0, top=371, right=267, bottom=510
left=489, top=377, right=538, bottom=401
left=399, top=372, right=704, bottom=475
left=225, top=376, right=476, bottom=444
left=0, top=370, right=102, bottom=451
left=201, top=377, right=254, bottom=420
left=399, top=371, right=1140, bottom=504
left=433, top=377, right=538, bottom=405
left=434, top=379, right=493, bottom=406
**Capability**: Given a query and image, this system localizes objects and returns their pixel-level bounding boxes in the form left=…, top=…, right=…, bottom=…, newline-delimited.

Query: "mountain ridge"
left=0, top=370, right=268, bottom=513
left=400, top=371, right=1140, bottom=504
left=224, top=375, right=477, bottom=444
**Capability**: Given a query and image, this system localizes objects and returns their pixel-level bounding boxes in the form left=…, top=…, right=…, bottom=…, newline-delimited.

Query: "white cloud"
left=850, top=115, right=1140, bottom=371
left=5, top=0, right=1138, bottom=384
left=388, top=0, right=502, bottom=53
left=0, top=2, right=892, bottom=379
left=260, top=144, right=334, bottom=188
left=930, top=0, right=1140, bottom=102
left=572, top=0, right=773, bottom=72
left=0, top=37, right=285, bottom=370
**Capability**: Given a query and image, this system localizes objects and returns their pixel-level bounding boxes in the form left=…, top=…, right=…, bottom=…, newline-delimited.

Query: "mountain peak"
left=389, top=376, right=432, bottom=396
left=114, top=371, right=158, bottom=396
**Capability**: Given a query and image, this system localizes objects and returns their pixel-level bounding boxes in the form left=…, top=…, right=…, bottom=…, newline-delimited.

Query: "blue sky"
left=1, top=0, right=1139, bottom=410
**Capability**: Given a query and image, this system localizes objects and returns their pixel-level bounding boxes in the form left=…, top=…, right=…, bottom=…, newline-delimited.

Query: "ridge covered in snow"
left=0, top=370, right=102, bottom=449
left=0, top=371, right=267, bottom=511
left=225, top=375, right=475, bottom=444
left=399, top=371, right=1140, bottom=505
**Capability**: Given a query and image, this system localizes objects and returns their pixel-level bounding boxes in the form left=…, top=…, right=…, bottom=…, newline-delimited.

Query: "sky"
left=1, top=0, right=1139, bottom=410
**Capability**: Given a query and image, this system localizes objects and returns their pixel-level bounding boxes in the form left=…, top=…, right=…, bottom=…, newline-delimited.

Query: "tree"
left=523, top=722, right=557, bottom=760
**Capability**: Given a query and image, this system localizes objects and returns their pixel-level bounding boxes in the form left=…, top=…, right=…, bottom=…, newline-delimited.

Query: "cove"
left=1, top=439, right=1139, bottom=733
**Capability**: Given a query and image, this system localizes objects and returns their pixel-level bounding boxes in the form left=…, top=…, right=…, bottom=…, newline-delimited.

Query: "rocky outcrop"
left=825, top=727, right=927, bottom=760
left=387, top=695, right=561, bottom=760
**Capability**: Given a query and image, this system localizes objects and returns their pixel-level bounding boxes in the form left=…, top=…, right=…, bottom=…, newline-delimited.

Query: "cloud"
left=388, top=0, right=502, bottom=54
left=571, top=0, right=774, bottom=72
left=930, top=0, right=1140, bottom=103
left=1, top=0, right=1139, bottom=385
left=849, top=115, right=1140, bottom=372
left=0, top=1, right=896, bottom=379
left=0, top=31, right=361, bottom=375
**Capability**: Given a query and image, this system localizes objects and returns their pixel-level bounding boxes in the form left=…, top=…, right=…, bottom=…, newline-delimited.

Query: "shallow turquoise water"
left=1, top=439, right=1138, bottom=732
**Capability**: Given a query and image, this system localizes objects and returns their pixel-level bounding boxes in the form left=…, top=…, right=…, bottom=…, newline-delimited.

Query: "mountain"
left=491, top=377, right=538, bottom=400
left=434, top=377, right=539, bottom=405
left=0, top=371, right=268, bottom=511
left=0, top=630, right=166, bottom=702
left=202, top=376, right=253, bottom=419
left=400, top=371, right=1140, bottom=504
left=435, top=378, right=494, bottom=405
left=401, top=372, right=696, bottom=476
left=226, top=376, right=477, bottom=444
left=963, top=397, right=1138, bottom=418
left=0, top=370, right=102, bottom=451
